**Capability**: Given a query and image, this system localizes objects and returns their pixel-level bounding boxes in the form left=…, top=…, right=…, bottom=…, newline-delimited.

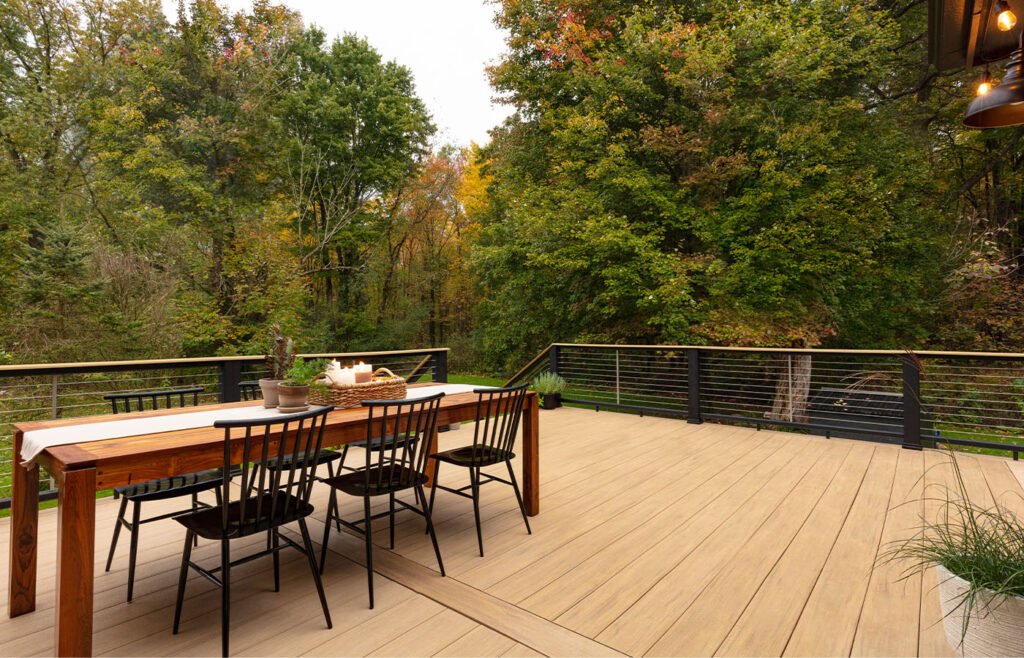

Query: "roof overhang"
left=930, top=0, right=1021, bottom=70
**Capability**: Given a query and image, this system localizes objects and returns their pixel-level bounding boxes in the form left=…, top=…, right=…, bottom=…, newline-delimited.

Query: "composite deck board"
left=3, top=407, right=1020, bottom=656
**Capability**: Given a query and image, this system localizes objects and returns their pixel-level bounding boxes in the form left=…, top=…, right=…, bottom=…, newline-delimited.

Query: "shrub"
left=533, top=372, right=566, bottom=395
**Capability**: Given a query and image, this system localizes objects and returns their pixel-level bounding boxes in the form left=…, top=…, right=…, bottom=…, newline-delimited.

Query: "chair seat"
left=323, top=466, right=427, bottom=497
left=346, top=433, right=419, bottom=452
left=433, top=445, right=514, bottom=467
left=115, top=469, right=225, bottom=502
left=174, top=493, right=314, bottom=540
left=260, top=449, right=342, bottom=471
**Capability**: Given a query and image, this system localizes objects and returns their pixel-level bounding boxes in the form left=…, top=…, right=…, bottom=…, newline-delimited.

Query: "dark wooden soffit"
left=930, top=0, right=1020, bottom=70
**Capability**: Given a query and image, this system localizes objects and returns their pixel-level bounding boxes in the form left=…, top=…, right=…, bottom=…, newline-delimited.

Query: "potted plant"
left=887, top=450, right=1024, bottom=656
left=260, top=323, right=295, bottom=408
left=533, top=372, right=567, bottom=410
left=277, top=357, right=327, bottom=411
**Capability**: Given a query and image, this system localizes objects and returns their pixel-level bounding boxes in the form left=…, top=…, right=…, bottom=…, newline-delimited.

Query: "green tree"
left=476, top=0, right=953, bottom=369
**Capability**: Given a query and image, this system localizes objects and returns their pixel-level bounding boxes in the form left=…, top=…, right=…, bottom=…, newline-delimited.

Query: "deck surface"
left=3, top=407, right=1023, bottom=657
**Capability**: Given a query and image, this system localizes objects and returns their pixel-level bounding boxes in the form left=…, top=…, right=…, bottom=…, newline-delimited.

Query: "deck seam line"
left=640, top=437, right=837, bottom=656
left=779, top=446, right=878, bottom=656
left=586, top=433, right=809, bottom=642
left=477, top=424, right=748, bottom=598
left=502, top=427, right=772, bottom=609
left=846, top=444, right=900, bottom=656
left=706, top=440, right=856, bottom=657
left=290, top=524, right=621, bottom=657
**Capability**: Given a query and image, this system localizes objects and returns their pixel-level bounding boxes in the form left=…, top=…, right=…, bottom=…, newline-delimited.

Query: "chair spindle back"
left=105, top=387, right=204, bottom=414
left=214, top=405, right=334, bottom=534
left=362, top=393, right=444, bottom=490
left=472, top=383, right=528, bottom=456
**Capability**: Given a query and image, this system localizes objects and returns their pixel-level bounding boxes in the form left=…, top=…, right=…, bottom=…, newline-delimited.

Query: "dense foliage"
left=474, top=0, right=1022, bottom=368
left=2, top=0, right=1023, bottom=374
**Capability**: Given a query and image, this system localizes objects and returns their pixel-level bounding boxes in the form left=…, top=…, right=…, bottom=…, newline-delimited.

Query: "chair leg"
left=363, top=495, right=374, bottom=609
left=172, top=529, right=194, bottom=635
left=319, top=488, right=337, bottom=574
left=506, top=460, right=532, bottom=535
left=389, top=491, right=396, bottom=549
left=298, top=519, right=333, bottom=629
left=105, top=496, right=129, bottom=572
left=470, top=467, right=484, bottom=557
left=221, top=539, right=230, bottom=658
left=127, top=500, right=142, bottom=601
left=417, top=484, right=445, bottom=577
left=325, top=461, right=341, bottom=531
left=426, top=460, right=440, bottom=535
left=191, top=493, right=199, bottom=547
left=271, top=529, right=280, bottom=592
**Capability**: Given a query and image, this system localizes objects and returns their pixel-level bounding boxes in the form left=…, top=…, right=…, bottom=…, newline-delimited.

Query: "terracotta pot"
left=276, top=383, right=309, bottom=410
left=258, top=378, right=282, bottom=408
left=937, top=563, right=1024, bottom=657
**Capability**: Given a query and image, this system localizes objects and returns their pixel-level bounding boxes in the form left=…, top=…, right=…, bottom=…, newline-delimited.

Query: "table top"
left=15, top=387, right=533, bottom=484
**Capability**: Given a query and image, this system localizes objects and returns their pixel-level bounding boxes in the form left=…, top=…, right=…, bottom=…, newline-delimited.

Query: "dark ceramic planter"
left=541, top=392, right=562, bottom=410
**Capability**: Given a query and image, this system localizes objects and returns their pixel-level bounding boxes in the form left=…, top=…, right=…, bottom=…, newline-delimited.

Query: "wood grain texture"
left=522, top=395, right=539, bottom=516
left=8, top=429, right=38, bottom=619
left=55, top=468, right=96, bottom=657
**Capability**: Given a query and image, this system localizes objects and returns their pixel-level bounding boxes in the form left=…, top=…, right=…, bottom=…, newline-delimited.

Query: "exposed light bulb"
left=996, top=0, right=1018, bottom=30
left=978, top=69, right=994, bottom=96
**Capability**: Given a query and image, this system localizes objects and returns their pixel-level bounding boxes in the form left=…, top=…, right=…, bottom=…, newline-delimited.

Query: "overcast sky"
left=160, top=0, right=512, bottom=147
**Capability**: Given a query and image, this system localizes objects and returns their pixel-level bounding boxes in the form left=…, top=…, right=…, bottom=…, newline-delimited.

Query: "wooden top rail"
left=0, top=348, right=450, bottom=377
left=550, top=343, right=1024, bottom=359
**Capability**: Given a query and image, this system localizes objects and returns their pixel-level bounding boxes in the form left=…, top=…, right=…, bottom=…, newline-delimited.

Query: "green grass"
left=447, top=373, right=506, bottom=387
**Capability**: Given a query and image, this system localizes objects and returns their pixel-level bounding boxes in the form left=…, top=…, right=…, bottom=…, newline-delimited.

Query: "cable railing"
left=506, top=343, right=1024, bottom=460
left=0, top=348, right=449, bottom=508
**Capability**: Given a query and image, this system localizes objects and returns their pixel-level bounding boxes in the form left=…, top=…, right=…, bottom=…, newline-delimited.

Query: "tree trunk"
left=768, top=353, right=812, bottom=423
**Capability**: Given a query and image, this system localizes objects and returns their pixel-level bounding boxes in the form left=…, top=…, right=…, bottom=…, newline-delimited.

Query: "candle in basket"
left=354, top=362, right=372, bottom=383
left=337, top=367, right=356, bottom=386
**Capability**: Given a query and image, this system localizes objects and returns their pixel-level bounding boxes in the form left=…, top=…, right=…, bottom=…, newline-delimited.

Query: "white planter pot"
left=937, top=564, right=1024, bottom=657
left=258, top=378, right=282, bottom=408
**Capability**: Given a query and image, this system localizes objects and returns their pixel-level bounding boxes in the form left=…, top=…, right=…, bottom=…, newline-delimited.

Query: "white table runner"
left=20, top=383, right=479, bottom=463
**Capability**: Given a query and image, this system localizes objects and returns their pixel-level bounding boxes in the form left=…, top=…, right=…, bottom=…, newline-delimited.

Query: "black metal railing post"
left=901, top=356, right=922, bottom=451
left=548, top=345, right=560, bottom=375
left=219, top=360, right=242, bottom=403
left=687, top=348, right=702, bottom=424
left=432, top=350, right=448, bottom=383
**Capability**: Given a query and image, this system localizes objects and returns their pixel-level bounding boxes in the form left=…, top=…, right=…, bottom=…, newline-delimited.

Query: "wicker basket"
left=308, top=367, right=407, bottom=409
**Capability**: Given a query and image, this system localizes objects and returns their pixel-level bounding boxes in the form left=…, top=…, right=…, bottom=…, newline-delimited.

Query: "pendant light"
left=965, top=32, right=1024, bottom=127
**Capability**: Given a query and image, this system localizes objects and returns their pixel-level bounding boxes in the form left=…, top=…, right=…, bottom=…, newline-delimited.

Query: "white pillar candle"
left=354, top=362, right=372, bottom=383
left=337, top=367, right=356, bottom=386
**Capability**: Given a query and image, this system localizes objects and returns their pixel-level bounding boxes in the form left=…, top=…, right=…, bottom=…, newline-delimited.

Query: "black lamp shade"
left=965, top=48, right=1024, bottom=127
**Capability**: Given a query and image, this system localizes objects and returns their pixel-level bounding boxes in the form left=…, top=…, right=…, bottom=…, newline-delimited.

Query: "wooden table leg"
left=55, top=467, right=96, bottom=657
left=425, top=427, right=439, bottom=487
left=9, top=430, right=39, bottom=618
left=522, top=394, right=539, bottom=516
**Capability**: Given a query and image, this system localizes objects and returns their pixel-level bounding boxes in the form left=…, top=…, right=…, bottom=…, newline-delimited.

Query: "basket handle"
left=373, top=367, right=397, bottom=379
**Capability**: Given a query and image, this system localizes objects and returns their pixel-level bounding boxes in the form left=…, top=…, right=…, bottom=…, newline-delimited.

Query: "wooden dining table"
left=6, top=388, right=540, bottom=657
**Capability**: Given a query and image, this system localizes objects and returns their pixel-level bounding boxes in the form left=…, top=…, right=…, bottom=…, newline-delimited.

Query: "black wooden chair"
left=428, top=384, right=531, bottom=556
left=172, top=406, right=334, bottom=657
left=103, top=387, right=224, bottom=602
left=318, top=392, right=446, bottom=609
left=239, top=380, right=261, bottom=401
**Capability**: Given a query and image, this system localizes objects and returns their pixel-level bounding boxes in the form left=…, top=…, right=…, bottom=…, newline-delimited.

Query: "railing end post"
left=432, top=350, right=448, bottom=383
left=219, top=361, right=242, bottom=403
left=687, top=348, right=702, bottom=424
left=901, top=356, right=923, bottom=451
